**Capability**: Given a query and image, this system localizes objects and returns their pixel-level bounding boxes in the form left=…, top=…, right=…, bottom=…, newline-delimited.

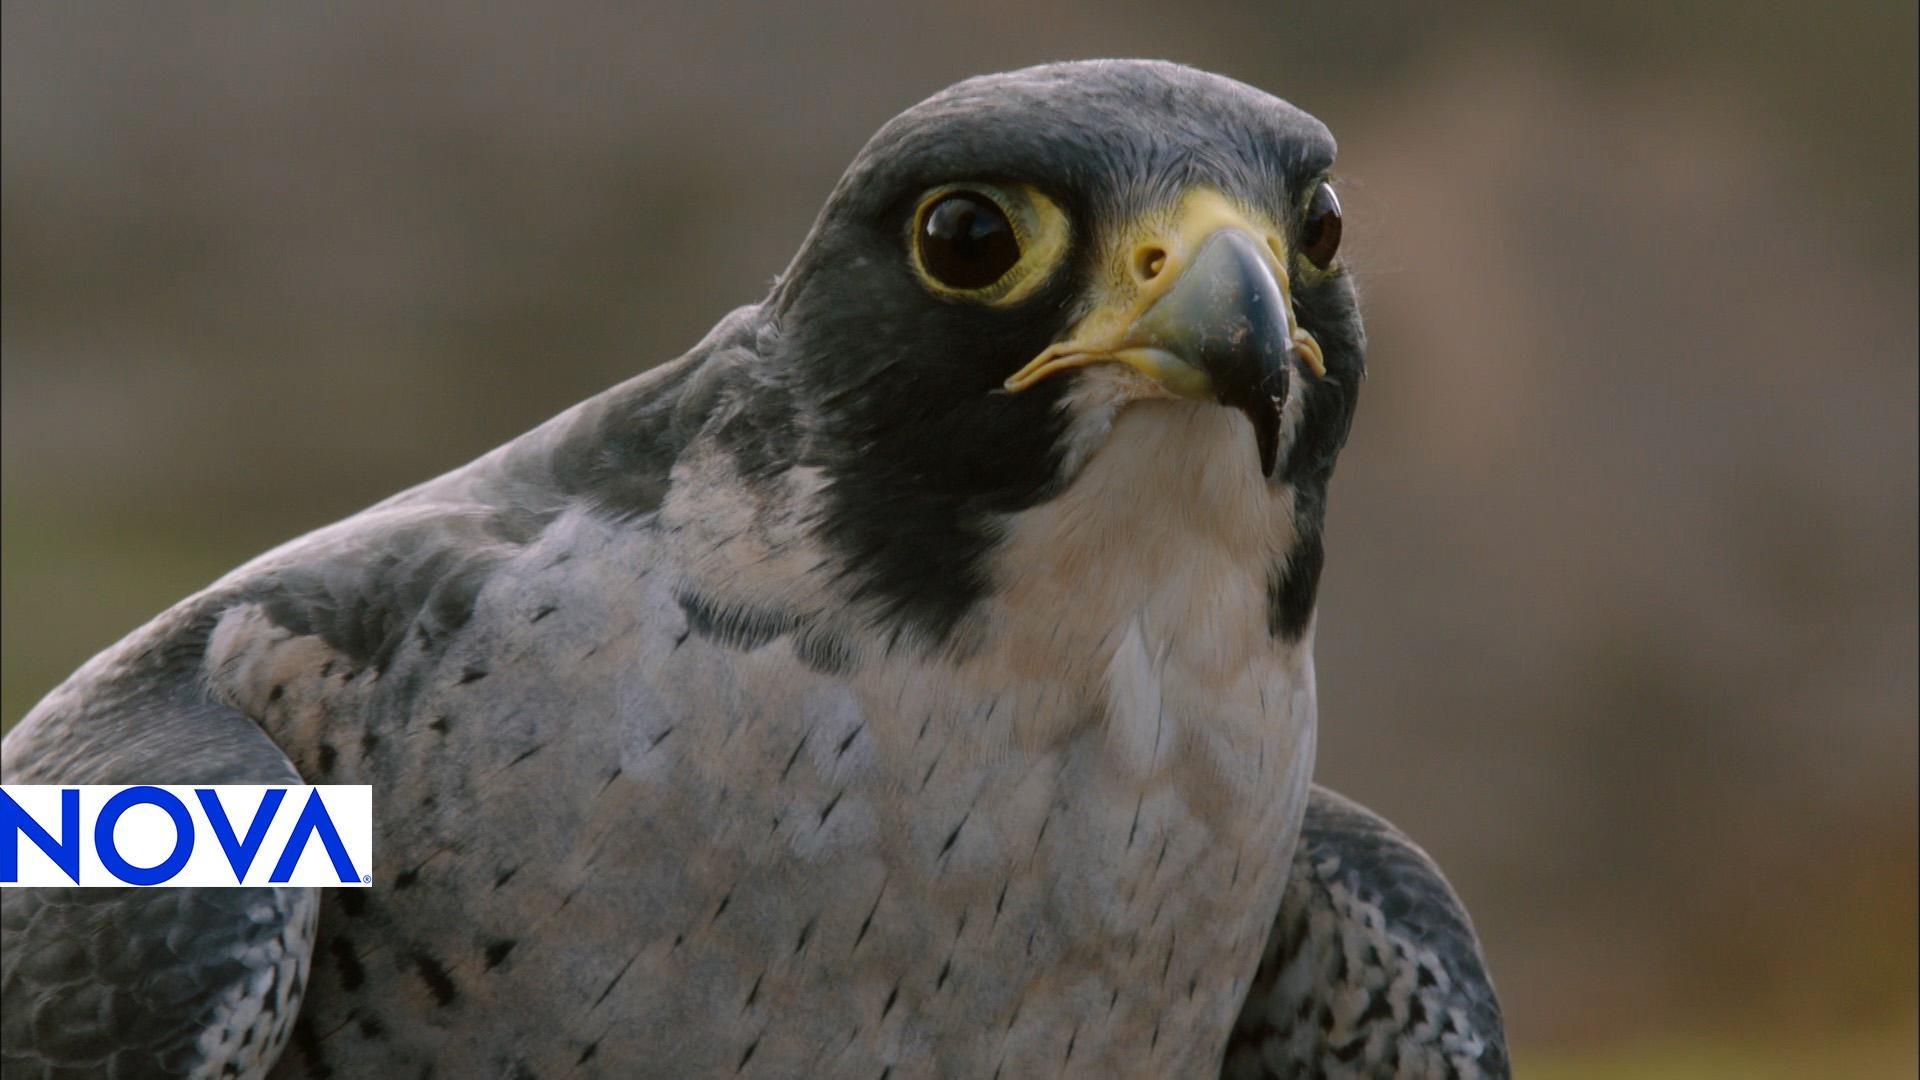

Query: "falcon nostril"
left=1131, top=246, right=1168, bottom=283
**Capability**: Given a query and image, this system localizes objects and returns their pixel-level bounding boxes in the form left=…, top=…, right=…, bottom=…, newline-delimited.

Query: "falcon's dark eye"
left=1300, top=181, right=1343, bottom=269
left=918, top=192, right=1021, bottom=290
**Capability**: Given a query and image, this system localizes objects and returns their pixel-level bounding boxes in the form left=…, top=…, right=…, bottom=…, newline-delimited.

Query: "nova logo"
left=1, top=785, right=373, bottom=888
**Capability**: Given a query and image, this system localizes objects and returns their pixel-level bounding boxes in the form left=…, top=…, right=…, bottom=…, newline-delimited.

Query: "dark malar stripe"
left=1266, top=528, right=1324, bottom=641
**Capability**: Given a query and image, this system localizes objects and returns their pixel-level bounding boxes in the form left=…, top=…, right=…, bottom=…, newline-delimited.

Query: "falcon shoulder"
left=1, top=630, right=318, bottom=1079
left=1223, top=785, right=1510, bottom=1079
left=1, top=308, right=759, bottom=1078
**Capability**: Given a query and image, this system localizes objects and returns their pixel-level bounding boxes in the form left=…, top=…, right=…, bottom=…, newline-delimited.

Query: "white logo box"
left=2, top=785, right=373, bottom=888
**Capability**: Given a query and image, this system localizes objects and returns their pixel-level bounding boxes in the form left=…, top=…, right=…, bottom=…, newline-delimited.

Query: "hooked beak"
left=1003, top=193, right=1324, bottom=478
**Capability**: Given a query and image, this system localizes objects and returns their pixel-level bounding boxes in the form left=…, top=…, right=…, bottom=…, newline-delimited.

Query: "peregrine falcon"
left=1, top=60, right=1506, bottom=1077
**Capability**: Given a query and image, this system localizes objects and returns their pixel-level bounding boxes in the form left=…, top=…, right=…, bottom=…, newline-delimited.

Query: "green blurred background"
left=3, top=3, right=1914, bottom=1074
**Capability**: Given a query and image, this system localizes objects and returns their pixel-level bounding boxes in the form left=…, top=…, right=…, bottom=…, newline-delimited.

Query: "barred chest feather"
left=615, top=399, right=1321, bottom=1074
left=211, top=401, right=1319, bottom=1076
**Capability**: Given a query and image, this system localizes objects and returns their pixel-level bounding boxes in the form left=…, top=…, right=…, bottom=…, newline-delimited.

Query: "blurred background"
left=3, top=3, right=1913, bottom=1075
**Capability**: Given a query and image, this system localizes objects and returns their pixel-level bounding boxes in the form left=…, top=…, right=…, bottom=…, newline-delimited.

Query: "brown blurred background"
left=3, top=3, right=1914, bottom=1075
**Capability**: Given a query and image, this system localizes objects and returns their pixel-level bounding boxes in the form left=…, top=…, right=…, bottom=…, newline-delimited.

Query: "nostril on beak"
left=1132, top=246, right=1168, bottom=283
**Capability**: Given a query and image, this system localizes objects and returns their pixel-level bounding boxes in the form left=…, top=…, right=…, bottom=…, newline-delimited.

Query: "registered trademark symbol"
left=362, top=874, right=373, bottom=884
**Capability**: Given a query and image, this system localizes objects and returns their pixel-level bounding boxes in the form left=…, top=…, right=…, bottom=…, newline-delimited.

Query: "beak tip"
left=1242, top=398, right=1282, bottom=479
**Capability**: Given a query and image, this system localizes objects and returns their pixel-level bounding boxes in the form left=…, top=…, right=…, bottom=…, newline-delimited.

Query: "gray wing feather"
left=2, top=637, right=318, bottom=1079
left=0, top=330, right=741, bottom=1079
left=1222, top=785, right=1509, bottom=1079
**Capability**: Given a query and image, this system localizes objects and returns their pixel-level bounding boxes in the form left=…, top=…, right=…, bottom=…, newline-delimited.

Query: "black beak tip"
left=1244, top=398, right=1281, bottom=478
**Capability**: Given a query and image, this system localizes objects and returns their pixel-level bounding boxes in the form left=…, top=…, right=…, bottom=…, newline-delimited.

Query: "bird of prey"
left=2, top=60, right=1506, bottom=1078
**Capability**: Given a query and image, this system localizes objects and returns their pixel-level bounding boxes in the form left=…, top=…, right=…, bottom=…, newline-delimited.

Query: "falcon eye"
left=909, top=183, right=1067, bottom=303
left=1299, top=181, right=1343, bottom=269
left=917, top=191, right=1022, bottom=291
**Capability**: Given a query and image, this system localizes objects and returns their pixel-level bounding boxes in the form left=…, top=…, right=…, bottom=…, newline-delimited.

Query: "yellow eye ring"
left=908, top=182, right=1069, bottom=304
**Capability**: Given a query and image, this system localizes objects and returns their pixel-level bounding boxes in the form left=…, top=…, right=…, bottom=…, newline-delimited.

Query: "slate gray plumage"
left=3, top=666, right=317, bottom=1077
left=1225, top=788, right=1508, bottom=1078
left=1, top=60, right=1505, bottom=1078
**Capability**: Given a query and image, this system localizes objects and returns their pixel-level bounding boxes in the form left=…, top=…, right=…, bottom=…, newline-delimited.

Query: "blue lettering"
left=197, top=788, right=286, bottom=881
left=270, top=789, right=360, bottom=884
left=96, top=787, right=194, bottom=886
left=2, top=788, right=81, bottom=883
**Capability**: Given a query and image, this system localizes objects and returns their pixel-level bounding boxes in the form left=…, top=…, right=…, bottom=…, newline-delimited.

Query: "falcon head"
left=756, top=60, right=1364, bottom=645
